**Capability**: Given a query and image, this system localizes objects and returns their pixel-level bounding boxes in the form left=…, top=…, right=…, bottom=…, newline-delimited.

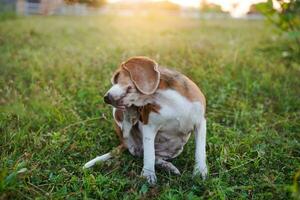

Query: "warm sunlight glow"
left=108, top=0, right=288, bottom=17
left=167, top=0, right=200, bottom=7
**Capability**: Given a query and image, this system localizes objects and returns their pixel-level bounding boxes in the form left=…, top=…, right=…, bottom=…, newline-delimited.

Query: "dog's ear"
left=122, top=57, right=160, bottom=95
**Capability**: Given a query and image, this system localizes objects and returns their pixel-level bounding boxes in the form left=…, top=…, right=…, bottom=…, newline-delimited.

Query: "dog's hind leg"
left=83, top=144, right=125, bottom=169
left=155, top=159, right=181, bottom=175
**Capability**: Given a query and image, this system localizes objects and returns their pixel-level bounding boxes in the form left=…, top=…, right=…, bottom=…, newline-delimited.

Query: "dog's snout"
left=104, top=93, right=113, bottom=104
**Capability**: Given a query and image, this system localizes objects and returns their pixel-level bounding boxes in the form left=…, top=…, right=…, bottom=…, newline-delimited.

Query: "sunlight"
left=165, top=0, right=200, bottom=7
left=107, top=0, right=287, bottom=17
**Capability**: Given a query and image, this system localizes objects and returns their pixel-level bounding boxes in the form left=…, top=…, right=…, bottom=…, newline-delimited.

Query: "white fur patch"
left=107, top=84, right=125, bottom=99
left=150, top=89, right=204, bottom=132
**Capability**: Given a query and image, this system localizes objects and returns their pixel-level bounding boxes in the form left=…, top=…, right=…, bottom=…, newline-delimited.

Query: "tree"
left=256, top=0, right=300, bottom=47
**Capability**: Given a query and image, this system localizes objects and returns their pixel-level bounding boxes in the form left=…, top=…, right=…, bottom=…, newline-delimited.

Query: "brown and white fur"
left=83, top=56, right=208, bottom=184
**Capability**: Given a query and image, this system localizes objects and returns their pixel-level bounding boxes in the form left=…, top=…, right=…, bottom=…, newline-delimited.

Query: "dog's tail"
left=83, top=144, right=125, bottom=169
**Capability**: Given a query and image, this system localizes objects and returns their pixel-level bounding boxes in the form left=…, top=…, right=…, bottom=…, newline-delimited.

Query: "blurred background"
left=0, top=0, right=294, bottom=18
left=0, top=0, right=299, bottom=199
left=1, top=0, right=298, bottom=53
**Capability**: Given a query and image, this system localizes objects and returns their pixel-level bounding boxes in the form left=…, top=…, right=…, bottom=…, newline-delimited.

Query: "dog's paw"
left=169, top=165, right=181, bottom=175
left=156, top=159, right=181, bottom=175
left=193, top=165, right=208, bottom=180
left=141, top=168, right=157, bottom=185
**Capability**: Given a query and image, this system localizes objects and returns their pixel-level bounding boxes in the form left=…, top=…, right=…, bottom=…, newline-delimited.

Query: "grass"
left=0, top=15, right=299, bottom=199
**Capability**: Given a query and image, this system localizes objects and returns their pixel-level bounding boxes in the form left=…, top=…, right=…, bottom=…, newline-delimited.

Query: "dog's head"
left=104, top=57, right=160, bottom=109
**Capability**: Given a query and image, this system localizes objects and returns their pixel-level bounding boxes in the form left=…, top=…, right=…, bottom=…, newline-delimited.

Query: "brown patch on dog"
left=158, top=67, right=206, bottom=110
left=114, top=121, right=124, bottom=144
left=139, top=104, right=161, bottom=124
left=110, top=143, right=126, bottom=156
left=114, top=109, right=124, bottom=144
left=114, top=109, right=124, bottom=122
left=113, top=68, right=133, bottom=86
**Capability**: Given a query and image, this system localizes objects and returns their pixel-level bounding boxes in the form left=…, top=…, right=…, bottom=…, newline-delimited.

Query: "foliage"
left=256, top=0, right=300, bottom=51
left=0, top=16, right=299, bottom=199
left=64, top=0, right=106, bottom=7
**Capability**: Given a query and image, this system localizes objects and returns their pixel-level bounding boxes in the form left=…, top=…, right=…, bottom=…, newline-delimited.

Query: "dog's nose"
left=104, top=93, right=113, bottom=104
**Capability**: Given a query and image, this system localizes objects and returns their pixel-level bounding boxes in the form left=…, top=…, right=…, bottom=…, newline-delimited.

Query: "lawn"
left=0, top=15, right=299, bottom=199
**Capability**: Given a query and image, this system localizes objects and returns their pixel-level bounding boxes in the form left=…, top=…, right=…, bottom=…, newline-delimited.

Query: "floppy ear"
left=122, top=57, right=160, bottom=95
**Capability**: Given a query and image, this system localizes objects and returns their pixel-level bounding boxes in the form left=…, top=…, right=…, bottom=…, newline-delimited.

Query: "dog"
left=83, top=56, right=208, bottom=184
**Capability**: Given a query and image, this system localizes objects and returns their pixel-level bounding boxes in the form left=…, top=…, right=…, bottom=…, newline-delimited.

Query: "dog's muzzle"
left=104, top=93, right=126, bottom=110
left=104, top=93, right=113, bottom=104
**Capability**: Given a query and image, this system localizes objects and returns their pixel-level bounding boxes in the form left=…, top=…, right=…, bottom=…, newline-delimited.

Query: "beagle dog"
left=84, top=56, right=208, bottom=184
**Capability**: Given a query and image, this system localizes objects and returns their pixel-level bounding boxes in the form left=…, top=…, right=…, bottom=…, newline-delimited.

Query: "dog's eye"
left=127, top=86, right=133, bottom=92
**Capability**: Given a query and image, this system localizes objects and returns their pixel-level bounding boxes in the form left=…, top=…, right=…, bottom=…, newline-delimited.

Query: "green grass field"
left=0, top=15, right=299, bottom=199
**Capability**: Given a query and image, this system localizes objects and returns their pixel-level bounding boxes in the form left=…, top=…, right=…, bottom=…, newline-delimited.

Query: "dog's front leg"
left=141, top=124, right=157, bottom=185
left=194, top=117, right=208, bottom=179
